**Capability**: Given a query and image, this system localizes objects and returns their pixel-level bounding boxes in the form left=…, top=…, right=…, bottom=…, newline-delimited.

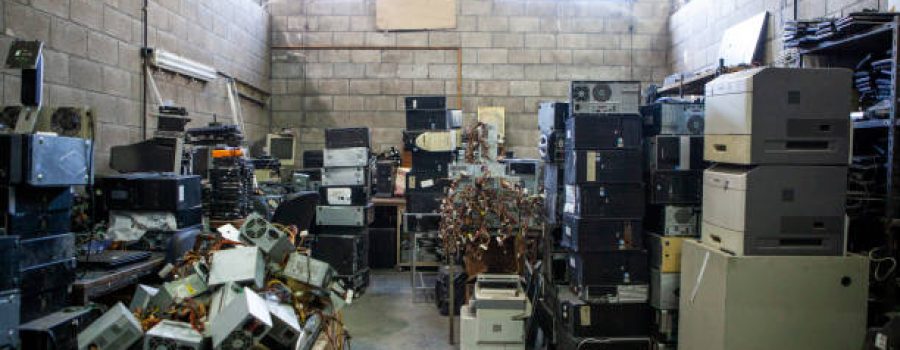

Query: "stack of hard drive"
left=679, top=68, right=868, bottom=350
left=0, top=133, right=92, bottom=348
left=538, top=102, right=569, bottom=284
left=96, top=173, right=203, bottom=263
left=640, top=97, right=705, bottom=349
left=207, top=150, right=254, bottom=220
left=314, top=127, right=373, bottom=293
left=403, top=96, right=458, bottom=265
left=558, top=81, right=652, bottom=348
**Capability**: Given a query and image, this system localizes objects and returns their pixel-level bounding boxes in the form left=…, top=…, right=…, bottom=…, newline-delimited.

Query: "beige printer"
left=701, top=164, right=847, bottom=256
left=460, top=274, right=531, bottom=350
left=704, top=67, right=851, bottom=165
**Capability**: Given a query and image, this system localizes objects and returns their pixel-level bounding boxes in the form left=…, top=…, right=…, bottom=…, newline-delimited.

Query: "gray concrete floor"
left=343, top=269, right=458, bottom=350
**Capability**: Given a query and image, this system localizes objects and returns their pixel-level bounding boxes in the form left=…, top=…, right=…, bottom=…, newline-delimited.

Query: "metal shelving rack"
left=797, top=18, right=900, bottom=309
left=403, top=213, right=442, bottom=303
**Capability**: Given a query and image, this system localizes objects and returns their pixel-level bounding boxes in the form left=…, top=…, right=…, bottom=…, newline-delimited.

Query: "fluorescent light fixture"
left=149, top=49, right=217, bottom=82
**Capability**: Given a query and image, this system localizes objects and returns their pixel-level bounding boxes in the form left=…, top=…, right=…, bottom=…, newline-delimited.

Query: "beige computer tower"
left=701, top=164, right=846, bottom=256
left=678, top=240, right=867, bottom=350
left=704, top=67, right=851, bottom=165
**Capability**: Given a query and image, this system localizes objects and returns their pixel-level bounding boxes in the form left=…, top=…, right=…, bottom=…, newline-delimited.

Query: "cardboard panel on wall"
left=376, top=0, right=457, bottom=31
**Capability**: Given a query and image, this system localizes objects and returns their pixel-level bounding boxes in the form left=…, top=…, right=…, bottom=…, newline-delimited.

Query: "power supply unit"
left=240, top=213, right=295, bottom=264
left=148, top=273, right=209, bottom=311
left=209, top=282, right=243, bottom=323
left=208, top=246, right=266, bottom=289
left=129, top=284, right=158, bottom=311
left=282, top=253, right=336, bottom=290
left=261, top=301, right=302, bottom=349
left=209, top=287, right=273, bottom=350
left=143, top=320, right=203, bottom=350
left=77, top=302, right=143, bottom=350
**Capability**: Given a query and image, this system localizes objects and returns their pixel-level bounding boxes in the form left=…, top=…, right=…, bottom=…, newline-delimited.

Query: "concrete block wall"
left=669, top=0, right=888, bottom=73
left=0, top=0, right=270, bottom=174
left=269, top=0, right=671, bottom=158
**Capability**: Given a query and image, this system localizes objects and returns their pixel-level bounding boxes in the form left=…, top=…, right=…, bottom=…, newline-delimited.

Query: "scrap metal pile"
left=439, top=122, right=543, bottom=274
left=76, top=213, right=352, bottom=350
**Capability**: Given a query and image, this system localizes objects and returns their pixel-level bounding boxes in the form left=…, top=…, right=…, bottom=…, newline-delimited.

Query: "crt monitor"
left=267, top=134, right=295, bottom=167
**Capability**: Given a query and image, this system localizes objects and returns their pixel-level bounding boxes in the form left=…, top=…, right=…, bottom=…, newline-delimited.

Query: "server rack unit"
left=315, top=128, right=372, bottom=292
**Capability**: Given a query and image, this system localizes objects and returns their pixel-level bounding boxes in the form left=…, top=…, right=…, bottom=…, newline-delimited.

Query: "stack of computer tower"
left=314, top=127, right=372, bottom=292
left=558, top=81, right=652, bottom=348
left=640, top=98, right=705, bottom=349
left=207, top=151, right=254, bottom=221
left=403, top=96, right=456, bottom=265
left=0, top=134, right=92, bottom=347
left=95, top=173, right=203, bottom=263
left=679, top=68, right=868, bottom=350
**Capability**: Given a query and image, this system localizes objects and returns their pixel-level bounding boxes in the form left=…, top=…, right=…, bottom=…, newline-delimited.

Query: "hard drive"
left=406, top=109, right=452, bottom=130
left=406, top=191, right=444, bottom=214
left=405, top=96, right=446, bottom=110
left=316, top=204, right=375, bottom=227
left=0, top=133, right=92, bottom=186
left=557, top=288, right=652, bottom=338
left=97, top=173, right=202, bottom=211
left=312, top=234, right=369, bottom=276
left=319, top=185, right=369, bottom=206
left=0, top=290, right=19, bottom=349
left=0, top=185, right=73, bottom=214
left=321, top=166, right=370, bottom=187
left=19, top=306, right=101, bottom=350
left=323, top=147, right=369, bottom=167
left=646, top=135, right=704, bottom=170
left=411, top=151, right=454, bottom=176
left=538, top=101, right=569, bottom=133
left=565, top=114, right=642, bottom=150
left=650, top=269, right=680, bottom=310
left=570, top=81, right=641, bottom=115
left=641, top=100, right=705, bottom=136
left=565, top=149, right=642, bottom=184
left=77, top=302, right=143, bottom=350
left=561, top=215, right=643, bottom=252
left=568, top=250, right=649, bottom=287
left=649, top=170, right=702, bottom=205
left=564, top=183, right=645, bottom=218
left=325, top=127, right=370, bottom=149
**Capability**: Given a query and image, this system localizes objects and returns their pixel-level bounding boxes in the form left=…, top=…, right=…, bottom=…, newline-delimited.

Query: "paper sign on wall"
left=376, top=0, right=457, bottom=31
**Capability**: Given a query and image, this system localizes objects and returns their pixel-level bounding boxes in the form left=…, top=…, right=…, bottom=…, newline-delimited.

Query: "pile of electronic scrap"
left=76, top=213, right=352, bottom=350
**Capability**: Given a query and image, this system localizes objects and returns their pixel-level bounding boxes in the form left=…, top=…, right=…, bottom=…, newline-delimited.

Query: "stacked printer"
left=402, top=96, right=457, bottom=265
left=314, top=127, right=373, bottom=292
left=96, top=173, right=203, bottom=263
left=557, top=81, right=652, bottom=348
left=639, top=97, right=705, bottom=349
left=679, top=68, right=868, bottom=350
left=0, top=133, right=92, bottom=347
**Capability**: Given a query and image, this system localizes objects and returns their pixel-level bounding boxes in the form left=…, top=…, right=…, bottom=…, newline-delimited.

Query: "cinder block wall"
left=269, top=0, right=671, bottom=159
left=0, top=0, right=270, bottom=174
left=669, top=0, right=888, bottom=73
